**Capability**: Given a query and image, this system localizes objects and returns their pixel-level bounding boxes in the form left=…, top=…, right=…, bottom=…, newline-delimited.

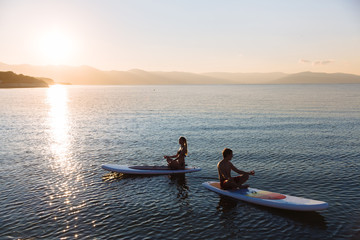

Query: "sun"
left=39, top=30, right=73, bottom=65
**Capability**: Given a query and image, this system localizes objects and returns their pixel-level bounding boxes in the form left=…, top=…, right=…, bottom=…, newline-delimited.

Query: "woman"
left=164, top=137, right=188, bottom=170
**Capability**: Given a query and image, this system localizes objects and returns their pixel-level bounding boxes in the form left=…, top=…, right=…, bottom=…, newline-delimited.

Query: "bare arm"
left=164, top=154, right=179, bottom=159
left=231, top=163, right=255, bottom=176
left=165, top=147, right=186, bottom=161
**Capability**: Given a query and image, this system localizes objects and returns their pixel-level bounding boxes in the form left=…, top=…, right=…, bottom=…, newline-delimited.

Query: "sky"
left=0, top=0, right=359, bottom=74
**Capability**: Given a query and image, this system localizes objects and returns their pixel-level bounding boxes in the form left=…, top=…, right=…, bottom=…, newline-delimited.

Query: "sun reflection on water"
left=47, top=85, right=73, bottom=173
left=47, top=85, right=85, bottom=237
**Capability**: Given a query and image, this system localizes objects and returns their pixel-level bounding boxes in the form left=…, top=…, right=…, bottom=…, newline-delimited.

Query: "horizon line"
left=1, top=61, right=360, bottom=76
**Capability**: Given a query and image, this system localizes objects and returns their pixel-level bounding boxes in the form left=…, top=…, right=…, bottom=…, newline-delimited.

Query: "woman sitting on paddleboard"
left=164, top=136, right=188, bottom=170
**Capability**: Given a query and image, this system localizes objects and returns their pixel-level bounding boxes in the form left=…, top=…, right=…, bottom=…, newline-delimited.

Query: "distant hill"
left=0, top=63, right=228, bottom=85
left=1, top=62, right=360, bottom=85
left=273, top=71, right=360, bottom=84
left=202, top=72, right=288, bottom=84
left=0, top=71, right=49, bottom=88
left=37, top=77, right=55, bottom=85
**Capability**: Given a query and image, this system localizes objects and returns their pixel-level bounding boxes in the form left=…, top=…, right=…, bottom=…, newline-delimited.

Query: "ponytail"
left=179, top=136, right=188, bottom=156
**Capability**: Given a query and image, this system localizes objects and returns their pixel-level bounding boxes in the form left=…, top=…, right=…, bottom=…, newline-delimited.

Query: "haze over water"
left=1, top=84, right=359, bottom=239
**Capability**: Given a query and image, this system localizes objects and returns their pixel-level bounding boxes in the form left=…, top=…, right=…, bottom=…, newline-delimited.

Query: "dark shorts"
left=220, top=175, right=248, bottom=190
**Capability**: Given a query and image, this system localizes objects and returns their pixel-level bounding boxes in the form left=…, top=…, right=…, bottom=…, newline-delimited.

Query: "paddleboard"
left=102, top=164, right=201, bottom=175
left=202, top=181, right=328, bottom=211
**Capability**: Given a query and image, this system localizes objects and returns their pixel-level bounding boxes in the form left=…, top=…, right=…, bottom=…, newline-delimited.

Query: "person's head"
left=179, top=136, right=187, bottom=146
left=222, top=148, right=233, bottom=160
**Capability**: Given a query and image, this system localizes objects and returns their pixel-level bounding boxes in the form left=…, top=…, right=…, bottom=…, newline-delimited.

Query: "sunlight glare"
left=47, top=85, right=72, bottom=173
left=39, top=30, right=73, bottom=65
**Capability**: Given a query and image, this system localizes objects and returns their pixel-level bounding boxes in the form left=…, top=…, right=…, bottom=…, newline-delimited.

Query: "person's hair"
left=179, top=136, right=188, bottom=155
left=222, top=148, right=233, bottom=158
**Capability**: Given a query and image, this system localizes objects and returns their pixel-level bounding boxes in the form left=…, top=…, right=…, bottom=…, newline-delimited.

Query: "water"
left=0, top=84, right=359, bottom=239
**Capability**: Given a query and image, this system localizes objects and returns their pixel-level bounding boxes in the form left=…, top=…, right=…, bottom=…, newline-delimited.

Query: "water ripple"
left=1, top=85, right=360, bottom=239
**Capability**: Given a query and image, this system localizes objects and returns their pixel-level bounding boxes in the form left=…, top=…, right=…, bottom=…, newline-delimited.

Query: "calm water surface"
left=0, top=85, right=360, bottom=239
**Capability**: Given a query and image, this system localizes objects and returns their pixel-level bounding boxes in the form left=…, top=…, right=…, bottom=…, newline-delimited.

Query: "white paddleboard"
left=102, top=164, right=201, bottom=175
left=203, top=181, right=328, bottom=211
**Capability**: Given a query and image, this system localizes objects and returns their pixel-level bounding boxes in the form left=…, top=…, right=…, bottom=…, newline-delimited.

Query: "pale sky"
left=1, top=0, right=359, bottom=74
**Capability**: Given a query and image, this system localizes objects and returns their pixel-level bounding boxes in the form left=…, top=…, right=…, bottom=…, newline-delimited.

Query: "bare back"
left=217, top=160, right=233, bottom=183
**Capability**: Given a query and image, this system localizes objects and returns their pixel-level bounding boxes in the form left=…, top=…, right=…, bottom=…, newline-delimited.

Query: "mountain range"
left=1, top=62, right=360, bottom=85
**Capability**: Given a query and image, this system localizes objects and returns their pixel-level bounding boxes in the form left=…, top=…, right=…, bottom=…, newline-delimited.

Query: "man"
left=217, top=148, right=255, bottom=190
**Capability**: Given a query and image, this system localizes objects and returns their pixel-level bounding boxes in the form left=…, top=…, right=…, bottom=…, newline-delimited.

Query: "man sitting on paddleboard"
left=217, top=148, right=255, bottom=190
